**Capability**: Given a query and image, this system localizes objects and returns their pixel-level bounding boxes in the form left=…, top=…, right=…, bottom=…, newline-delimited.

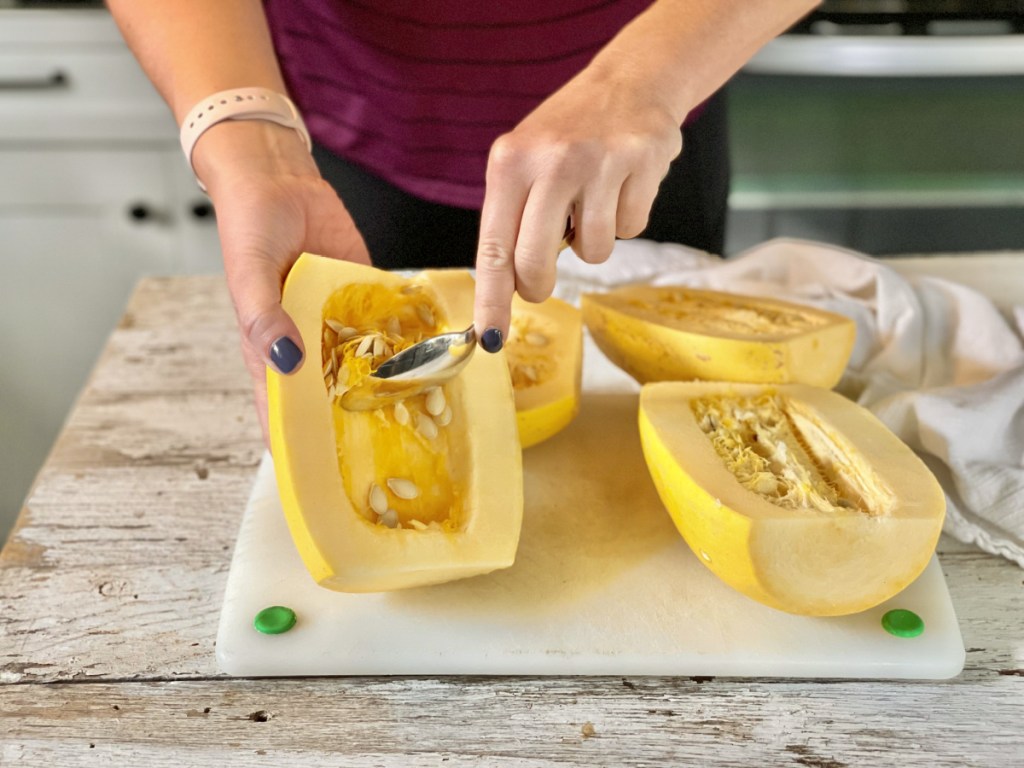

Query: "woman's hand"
left=472, top=61, right=684, bottom=349
left=196, top=120, right=371, bottom=444
left=471, top=0, right=822, bottom=349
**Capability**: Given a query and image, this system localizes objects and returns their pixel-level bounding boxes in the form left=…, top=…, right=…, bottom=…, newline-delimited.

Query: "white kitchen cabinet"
left=0, top=9, right=222, bottom=538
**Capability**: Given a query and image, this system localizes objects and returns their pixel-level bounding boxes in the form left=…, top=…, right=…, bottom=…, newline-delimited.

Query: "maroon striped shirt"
left=264, top=0, right=662, bottom=209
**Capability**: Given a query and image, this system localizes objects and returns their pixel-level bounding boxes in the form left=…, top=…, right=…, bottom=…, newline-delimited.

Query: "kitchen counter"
left=1, top=259, right=1022, bottom=766
left=0, top=5, right=222, bottom=545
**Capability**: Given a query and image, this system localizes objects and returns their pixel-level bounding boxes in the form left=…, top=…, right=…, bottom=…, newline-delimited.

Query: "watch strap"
left=179, top=87, right=312, bottom=192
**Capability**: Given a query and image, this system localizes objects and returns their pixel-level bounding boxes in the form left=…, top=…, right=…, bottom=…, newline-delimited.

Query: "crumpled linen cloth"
left=552, top=237, right=1024, bottom=568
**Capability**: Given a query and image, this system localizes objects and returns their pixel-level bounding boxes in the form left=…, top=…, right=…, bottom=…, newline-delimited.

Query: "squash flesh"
left=321, top=281, right=462, bottom=530
left=582, top=286, right=856, bottom=388
left=639, top=382, right=945, bottom=616
left=506, top=295, right=583, bottom=448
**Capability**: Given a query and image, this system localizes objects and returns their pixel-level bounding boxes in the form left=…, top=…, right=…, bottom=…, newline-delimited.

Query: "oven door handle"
left=745, top=35, right=1024, bottom=77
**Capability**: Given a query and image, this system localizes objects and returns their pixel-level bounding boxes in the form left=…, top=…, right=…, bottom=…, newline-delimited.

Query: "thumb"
left=226, top=252, right=305, bottom=376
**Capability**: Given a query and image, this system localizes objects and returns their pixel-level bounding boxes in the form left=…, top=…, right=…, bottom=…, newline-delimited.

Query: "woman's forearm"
left=588, top=0, right=820, bottom=124
left=107, top=0, right=315, bottom=191
left=106, top=0, right=288, bottom=123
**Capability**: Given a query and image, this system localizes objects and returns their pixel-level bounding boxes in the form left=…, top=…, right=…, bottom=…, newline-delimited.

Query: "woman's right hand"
left=193, top=120, right=372, bottom=445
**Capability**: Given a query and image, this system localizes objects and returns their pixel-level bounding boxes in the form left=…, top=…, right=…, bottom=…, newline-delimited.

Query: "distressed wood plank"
left=0, top=275, right=260, bottom=684
left=46, top=390, right=262, bottom=471
left=8, top=464, right=256, bottom=567
left=114, top=276, right=237, bottom=332
left=0, top=563, right=224, bottom=683
left=1, top=678, right=1022, bottom=767
left=84, top=324, right=250, bottom=397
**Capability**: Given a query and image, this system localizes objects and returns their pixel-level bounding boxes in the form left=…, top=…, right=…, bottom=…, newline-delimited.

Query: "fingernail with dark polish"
left=480, top=327, right=503, bottom=353
left=270, top=336, right=303, bottom=374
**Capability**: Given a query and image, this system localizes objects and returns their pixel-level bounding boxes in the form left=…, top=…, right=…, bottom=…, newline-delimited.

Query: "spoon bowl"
left=340, top=325, right=476, bottom=411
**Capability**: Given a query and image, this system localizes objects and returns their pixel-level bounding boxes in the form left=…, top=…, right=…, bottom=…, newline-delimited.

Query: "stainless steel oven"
left=726, top=0, right=1024, bottom=255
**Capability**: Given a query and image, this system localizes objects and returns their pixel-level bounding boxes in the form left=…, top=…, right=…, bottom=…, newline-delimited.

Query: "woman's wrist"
left=585, top=0, right=820, bottom=127
left=191, top=119, right=319, bottom=193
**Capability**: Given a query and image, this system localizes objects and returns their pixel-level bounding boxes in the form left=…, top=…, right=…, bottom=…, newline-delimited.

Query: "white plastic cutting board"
left=217, top=385, right=965, bottom=679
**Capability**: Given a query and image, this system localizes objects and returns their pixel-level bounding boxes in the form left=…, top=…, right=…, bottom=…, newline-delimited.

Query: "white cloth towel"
left=553, top=237, right=1024, bottom=567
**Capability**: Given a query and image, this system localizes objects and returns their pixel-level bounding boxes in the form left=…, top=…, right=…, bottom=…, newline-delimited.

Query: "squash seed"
left=425, top=386, right=446, bottom=416
left=408, top=519, right=428, bottom=531
left=525, top=331, right=549, bottom=347
left=368, top=483, right=388, bottom=516
left=416, top=304, right=435, bottom=327
left=435, top=405, right=453, bottom=427
left=326, top=319, right=358, bottom=341
left=393, top=400, right=410, bottom=426
left=373, top=334, right=385, bottom=358
left=387, top=477, right=420, bottom=500
left=415, top=411, right=439, bottom=440
left=355, top=334, right=375, bottom=357
left=379, top=509, right=399, bottom=528
left=387, top=316, right=402, bottom=337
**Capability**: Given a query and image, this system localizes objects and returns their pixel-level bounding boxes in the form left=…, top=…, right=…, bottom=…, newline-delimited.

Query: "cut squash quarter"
left=582, top=285, right=856, bottom=388
left=638, top=382, right=945, bottom=617
left=506, top=294, right=583, bottom=448
left=268, top=253, right=523, bottom=592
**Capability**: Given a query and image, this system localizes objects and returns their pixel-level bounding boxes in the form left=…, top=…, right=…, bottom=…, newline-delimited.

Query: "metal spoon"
left=339, top=224, right=573, bottom=411
left=339, top=325, right=476, bottom=411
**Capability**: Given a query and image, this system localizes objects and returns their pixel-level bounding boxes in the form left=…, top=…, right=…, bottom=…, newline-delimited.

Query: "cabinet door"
left=0, top=41, right=175, bottom=142
left=165, top=150, right=224, bottom=274
left=0, top=149, right=176, bottom=529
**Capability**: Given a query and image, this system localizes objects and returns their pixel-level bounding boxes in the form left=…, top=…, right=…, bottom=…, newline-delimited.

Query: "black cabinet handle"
left=190, top=201, right=215, bottom=220
left=128, top=203, right=153, bottom=222
left=0, top=70, right=68, bottom=91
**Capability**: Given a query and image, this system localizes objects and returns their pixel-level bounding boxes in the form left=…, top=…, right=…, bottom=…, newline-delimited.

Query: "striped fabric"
left=263, top=0, right=657, bottom=208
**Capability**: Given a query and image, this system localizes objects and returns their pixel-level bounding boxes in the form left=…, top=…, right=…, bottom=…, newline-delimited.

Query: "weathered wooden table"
left=2, top=261, right=1023, bottom=767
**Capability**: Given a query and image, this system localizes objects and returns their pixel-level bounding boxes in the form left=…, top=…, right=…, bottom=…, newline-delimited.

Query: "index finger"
left=473, top=177, right=527, bottom=353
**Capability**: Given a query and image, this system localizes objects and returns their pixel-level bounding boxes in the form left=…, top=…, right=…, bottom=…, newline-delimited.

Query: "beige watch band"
left=179, top=87, right=312, bottom=192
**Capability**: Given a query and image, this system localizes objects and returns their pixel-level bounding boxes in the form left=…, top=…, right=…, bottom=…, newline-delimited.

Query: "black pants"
left=313, top=90, right=730, bottom=270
